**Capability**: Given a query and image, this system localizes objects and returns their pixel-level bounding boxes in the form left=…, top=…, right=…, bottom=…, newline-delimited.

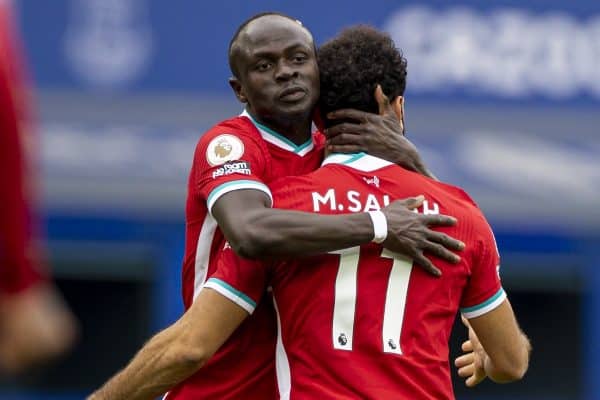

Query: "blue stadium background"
left=2, top=0, right=599, bottom=399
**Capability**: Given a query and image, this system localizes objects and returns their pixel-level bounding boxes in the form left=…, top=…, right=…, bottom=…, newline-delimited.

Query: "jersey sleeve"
left=192, top=129, right=273, bottom=214
left=459, top=213, right=506, bottom=319
left=203, top=246, right=271, bottom=314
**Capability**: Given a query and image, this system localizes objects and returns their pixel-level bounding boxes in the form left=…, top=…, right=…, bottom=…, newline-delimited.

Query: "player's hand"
left=0, top=283, right=78, bottom=375
left=324, top=85, right=427, bottom=175
left=455, top=316, right=488, bottom=387
left=380, top=195, right=464, bottom=276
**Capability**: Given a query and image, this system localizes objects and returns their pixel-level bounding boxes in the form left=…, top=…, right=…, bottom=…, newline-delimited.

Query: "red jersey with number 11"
left=210, top=153, right=505, bottom=400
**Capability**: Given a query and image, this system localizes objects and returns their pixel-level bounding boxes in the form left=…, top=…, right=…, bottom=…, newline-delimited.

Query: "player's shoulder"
left=270, top=172, right=317, bottom=210
left=270, top=173, right=313, bottom=195
left=425, top=179, right=491, bottom=229
left=438, top=184, right=497, bottom=254
left=374, top=165, right=480, bottom=210
left=433, top=180, right=480, bottom=209
left=200, top=115, right=262, bottom=144
left=193, top=115, right=267, bottom=165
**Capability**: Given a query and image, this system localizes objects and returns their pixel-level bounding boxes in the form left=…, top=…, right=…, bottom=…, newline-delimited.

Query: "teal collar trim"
left=241, top=110, right=314, bottom=155
left=322, top=152, right=366, bottom=165
left=321, top=152, right=393, bottom=172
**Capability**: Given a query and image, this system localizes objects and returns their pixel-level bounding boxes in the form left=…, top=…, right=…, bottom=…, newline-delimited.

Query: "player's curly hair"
left=317, top=25, right=407, bottom=124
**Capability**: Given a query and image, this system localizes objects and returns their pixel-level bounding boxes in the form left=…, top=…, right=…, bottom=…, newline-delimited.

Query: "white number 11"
left=331, top=247, right=413, bottom=355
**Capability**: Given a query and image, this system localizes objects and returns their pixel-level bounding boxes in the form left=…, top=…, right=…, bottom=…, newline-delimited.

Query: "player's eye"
left=292, top=53, right=308, bottom=63
left=255, top=61, right=272, bottom=71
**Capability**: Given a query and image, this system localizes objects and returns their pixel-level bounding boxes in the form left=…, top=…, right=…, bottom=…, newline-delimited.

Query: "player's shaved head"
left=228, top=12, right=314, bottom=78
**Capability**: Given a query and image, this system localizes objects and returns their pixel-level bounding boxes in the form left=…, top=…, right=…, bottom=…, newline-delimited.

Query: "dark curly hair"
left=317, top=25, right=407, bottom=125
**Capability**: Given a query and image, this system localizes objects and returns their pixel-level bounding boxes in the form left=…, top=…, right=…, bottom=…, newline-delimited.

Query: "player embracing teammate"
left=90, top=14, right=529, bottom=400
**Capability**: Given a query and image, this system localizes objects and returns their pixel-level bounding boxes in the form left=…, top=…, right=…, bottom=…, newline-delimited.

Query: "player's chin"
left=276, top=97, right=316, bottom=116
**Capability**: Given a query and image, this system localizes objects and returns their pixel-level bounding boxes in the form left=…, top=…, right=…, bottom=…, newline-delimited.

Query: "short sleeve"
left=204, top=245, right=271, bottom=314
left=460, top=214, right=506, bottom=319
left=192, top=129, right=273, bottom=214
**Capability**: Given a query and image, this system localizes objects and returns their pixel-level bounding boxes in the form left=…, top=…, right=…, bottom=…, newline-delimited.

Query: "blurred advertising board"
left=11, top=0, right=598, bottom=232
left=16, top=0, right=600, bottom=103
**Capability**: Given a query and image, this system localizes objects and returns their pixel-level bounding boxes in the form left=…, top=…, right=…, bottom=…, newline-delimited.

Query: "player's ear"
left=229, top=77, right=248, bottom=103
left=392, top=96, right=404, bottom=120
left=393, top=96, right=405, bottom=136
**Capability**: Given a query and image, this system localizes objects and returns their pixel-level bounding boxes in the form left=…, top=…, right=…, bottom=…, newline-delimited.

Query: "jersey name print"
left=211, top=153, right=504, bottom=400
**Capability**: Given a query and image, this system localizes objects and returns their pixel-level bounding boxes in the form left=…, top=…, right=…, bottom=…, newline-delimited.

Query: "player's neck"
left=246, top=110, right=312, bottom=145
left=284, top=124, right=312, bottom=145
left=265, top=120, right=312, bottom=145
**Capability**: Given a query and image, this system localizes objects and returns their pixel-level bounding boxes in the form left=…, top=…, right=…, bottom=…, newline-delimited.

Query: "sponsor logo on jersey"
left=387, top=339, right=398, bottom=350
left=211, top=161, right=252, bottom=179
left=206, top=134, right=245, bottom=166
left=363, top=176, right=380, bottom=188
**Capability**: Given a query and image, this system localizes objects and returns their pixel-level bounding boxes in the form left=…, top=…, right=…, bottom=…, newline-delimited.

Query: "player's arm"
left=87, top=288, right=250, bottom=400
left=213, top=191, right=462, bottom=276
left=455, top=216, right=530, bottom=385
left=198, top=127, right=460, bottom=275
left=324, top=85, right=436, bottom=179
left=457, top=300, right=531, bottom=385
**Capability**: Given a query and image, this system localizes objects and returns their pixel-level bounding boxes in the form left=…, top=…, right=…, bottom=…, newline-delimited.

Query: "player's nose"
left=275, top=61, right=298, bottom=81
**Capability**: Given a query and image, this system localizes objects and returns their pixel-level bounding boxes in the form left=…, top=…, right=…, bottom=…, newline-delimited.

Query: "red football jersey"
left=210, top=153, right=504, bottom=400
left=0, top=1, right=46, bottom=295
left=167, top=110, right=325, bottom=400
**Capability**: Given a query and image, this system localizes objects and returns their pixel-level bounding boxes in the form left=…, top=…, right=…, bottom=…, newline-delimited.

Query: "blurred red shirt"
left=0, top=1, right=45, bottom=295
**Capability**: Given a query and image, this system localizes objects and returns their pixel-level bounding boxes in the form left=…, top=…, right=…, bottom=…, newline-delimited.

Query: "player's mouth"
left=278, top=86, right=307, bottom=102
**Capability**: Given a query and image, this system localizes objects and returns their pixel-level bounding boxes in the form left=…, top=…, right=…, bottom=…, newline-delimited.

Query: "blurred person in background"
left=0, top=0, right=77, bottom=376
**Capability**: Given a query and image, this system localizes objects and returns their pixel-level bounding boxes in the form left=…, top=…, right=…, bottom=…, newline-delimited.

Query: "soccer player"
left=88, top=14, right=464, bottom=400
left=208, top=25, right=531, bottom=399
left=0, top=0, right=77, bottom=375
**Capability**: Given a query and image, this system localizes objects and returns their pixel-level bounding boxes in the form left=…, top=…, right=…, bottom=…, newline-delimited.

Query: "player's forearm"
left=232, top=208, right=374, bottom=258
left=88, top=325, right=206, bottom=400
left=484, top=333, right=531, bottom=383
